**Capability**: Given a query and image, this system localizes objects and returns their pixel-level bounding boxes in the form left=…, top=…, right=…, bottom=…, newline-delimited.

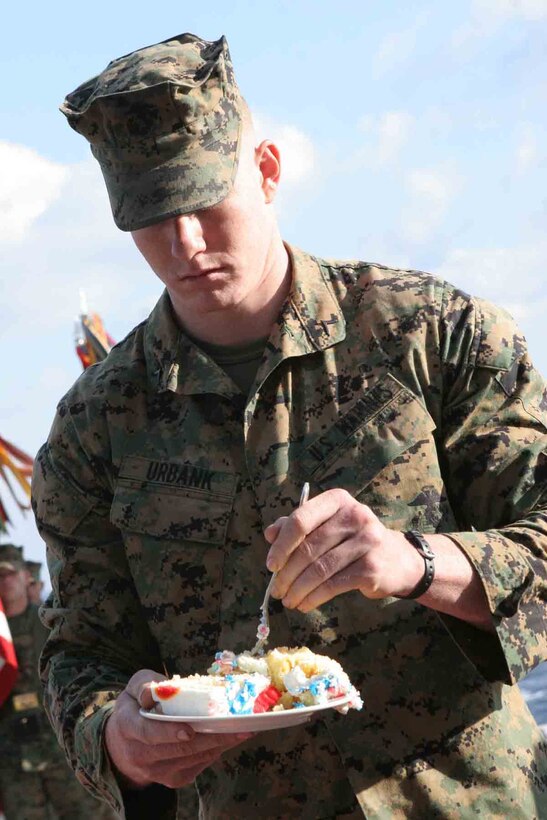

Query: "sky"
left=1, top=0, right=547, bottom=584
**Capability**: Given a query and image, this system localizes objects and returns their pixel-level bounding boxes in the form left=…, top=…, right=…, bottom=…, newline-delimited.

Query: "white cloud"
left=473, top=0, right=547, bottom=23
left=0, top=141, right=68, bottom=244
left=436, top=242, right=547, bottom=318
left=358, top=111, right=414, bottom=166
left=0, top=121, right=315, bottom=341
left=357, top=235, right=414, bottom=272
left=516, top=123, right=540, bottom=173
left=0, top=153, right=158, bottom=337
left=454, top=0, right=547, bottom=48
left=372, top=12, right=429, bottom=76
left=408, top=169, right=453, bottom=203
left=399, top=167, right=463, bottom=244
left=252, top=113, right=316, bottom=187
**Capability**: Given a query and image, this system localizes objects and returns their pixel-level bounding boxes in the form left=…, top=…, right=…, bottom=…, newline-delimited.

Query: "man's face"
left=131, top=136, right=282, bottom=328
left=0, top=567, right=29, bottom=610
left=28, top=580, right=44, bottom=606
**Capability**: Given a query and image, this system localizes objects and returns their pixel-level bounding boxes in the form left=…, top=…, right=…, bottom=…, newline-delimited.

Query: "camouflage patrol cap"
left=25, top=560, right=42, bottom=582
left=0, top=544, right=24, bottom=572
left=60, top=33, right=243, bottom=231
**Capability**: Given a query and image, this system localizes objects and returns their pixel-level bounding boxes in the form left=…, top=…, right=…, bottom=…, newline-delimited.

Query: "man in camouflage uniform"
left=0, top=544, right=116, bottom=818
left=32, top=32, right=547, bottom=820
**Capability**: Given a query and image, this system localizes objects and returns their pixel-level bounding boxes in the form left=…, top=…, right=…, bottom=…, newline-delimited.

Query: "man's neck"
left=170, top=236, right=291, bottom=347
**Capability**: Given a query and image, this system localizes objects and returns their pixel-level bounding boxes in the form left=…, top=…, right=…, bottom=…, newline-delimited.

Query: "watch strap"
left=397, top=530, right=435, bottom=600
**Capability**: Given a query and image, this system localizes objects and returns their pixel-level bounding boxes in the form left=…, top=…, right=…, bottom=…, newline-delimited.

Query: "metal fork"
left=250, top=482, right=310, bottom=656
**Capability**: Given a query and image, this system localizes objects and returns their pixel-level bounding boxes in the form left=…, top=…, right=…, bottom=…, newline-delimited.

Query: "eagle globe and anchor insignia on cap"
left=60, top=32, right=244, bottom=232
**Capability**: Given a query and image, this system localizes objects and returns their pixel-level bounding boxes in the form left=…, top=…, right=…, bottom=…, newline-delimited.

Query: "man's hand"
left=264, top=488, right=493, bottom=631
left=264, top=488, right=422, bottom=611
left=104, top=670, right=253, bottom=791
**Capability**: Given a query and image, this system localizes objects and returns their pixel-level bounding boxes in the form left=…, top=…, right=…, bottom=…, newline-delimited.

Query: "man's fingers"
left=269, top=503, right=370, bottom=599
left=120, top=674, right=255, bottom=753
left=291, top=558, right=372, bottom=612
left=139, top=684, right=158, bottom=711
left=131, top=711, right=247, bottom=750
left=263, top=517, right=286, bottom=544
left=150, top=756, right=222, bottom=790
left=125, top=669, right=166, bottom=707
left=271, top=527, right=343, bottom=600
left=112, top=688, right=195, bottom=746
left=142, top=731, right=251, bottom=761
left=266, top=489, right=352, bottom=572
left=121, top=732, right=250, bottom=790
left=280, top=540, right=368, bottom=609
left=105, top=672, right=255, bottom=789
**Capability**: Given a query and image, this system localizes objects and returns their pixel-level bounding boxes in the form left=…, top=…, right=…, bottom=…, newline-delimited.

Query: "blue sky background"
left=1, top=0, right=547, bottom=578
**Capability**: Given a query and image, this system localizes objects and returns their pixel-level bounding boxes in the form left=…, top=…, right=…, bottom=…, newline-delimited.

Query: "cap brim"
left=0, top=562, right=21, bottom=572
left=103, top=115, right=242, bottom=232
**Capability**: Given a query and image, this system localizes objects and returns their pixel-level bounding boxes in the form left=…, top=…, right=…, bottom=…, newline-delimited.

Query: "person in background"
left=25, top=561, right=44, bottom=606
left=0, top=544, right=116, bottom=819
left=33, top=31, right=547, bottom=820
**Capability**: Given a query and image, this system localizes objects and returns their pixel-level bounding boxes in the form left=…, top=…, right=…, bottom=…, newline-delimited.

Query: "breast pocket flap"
left=110, top=456, right=237, bottom=544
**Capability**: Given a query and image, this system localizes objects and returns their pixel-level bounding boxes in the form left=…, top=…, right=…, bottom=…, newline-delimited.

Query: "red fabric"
left=0, top=599, right=18, bottom=707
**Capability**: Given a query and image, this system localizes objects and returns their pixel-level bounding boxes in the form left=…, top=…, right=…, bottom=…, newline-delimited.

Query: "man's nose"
left=171, top=213, right=206, bottom=259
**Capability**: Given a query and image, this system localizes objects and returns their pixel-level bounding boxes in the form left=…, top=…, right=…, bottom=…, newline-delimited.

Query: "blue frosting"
left=226, top=676, right=260, bottom=715
left=308, top=674, right=336, bottom=698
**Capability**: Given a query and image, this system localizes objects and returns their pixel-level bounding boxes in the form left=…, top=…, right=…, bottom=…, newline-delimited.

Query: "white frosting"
left=283, top=666, right=309, bottom=695
left=151, top=672, right=272, bottom=716
left=151, top=674, right=230, bottom=717
left=150, top=647, right=363, bottom=717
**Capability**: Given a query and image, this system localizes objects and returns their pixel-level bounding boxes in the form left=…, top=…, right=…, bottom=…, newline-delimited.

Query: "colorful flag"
left=75, top=292, right=115, bottom=370
left=0, top=598, right=18, bottom=707
left=0, top=436, right=33, bottom=532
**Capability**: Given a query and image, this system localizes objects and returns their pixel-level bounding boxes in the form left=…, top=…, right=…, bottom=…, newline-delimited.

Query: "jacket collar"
left=144, top=244, right=346, bottom=396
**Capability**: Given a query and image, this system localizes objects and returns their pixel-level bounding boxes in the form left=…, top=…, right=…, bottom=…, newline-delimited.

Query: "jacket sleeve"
left=436, top=283, right=547, bottom=684
left=33, top=402, right=176, bottom=820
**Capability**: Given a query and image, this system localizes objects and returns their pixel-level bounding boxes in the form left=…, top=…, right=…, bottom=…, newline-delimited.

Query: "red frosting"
left=154, top=683, right=180, bottom=700
left=253, top=685, right=282, bottom=713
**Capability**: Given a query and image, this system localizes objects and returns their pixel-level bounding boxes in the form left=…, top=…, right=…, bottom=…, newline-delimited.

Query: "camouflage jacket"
left=33, top=245, right=547, bottom=819
left=0, top=604, right=63, bottom=769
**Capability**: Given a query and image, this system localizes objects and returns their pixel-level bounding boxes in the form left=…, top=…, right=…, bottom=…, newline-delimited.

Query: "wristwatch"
left=396, top=530, right=435, bottom=600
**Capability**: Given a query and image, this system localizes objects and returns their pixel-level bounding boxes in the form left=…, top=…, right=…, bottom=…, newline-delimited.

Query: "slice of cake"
left=209, top=646, right=363, bottom=713
left=150, top=672, right=276, bottom=717
left=150, top=674, right=229, bottom=717
left=150, top=646, right=362, bottom=717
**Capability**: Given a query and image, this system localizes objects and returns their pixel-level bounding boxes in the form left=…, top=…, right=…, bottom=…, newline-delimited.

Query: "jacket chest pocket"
left=301, top=374, right=449, bottom=532
left=110, top=456, right=238, bottom=669
left=111, top=455, right=237, bottom=541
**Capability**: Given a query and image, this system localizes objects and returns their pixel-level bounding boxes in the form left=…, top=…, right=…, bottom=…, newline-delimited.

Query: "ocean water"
left=520, top=661, right=547, bottom=732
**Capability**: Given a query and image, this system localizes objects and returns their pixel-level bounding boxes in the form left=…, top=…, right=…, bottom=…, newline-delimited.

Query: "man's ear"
left=256, top=140, right=281, bottom=203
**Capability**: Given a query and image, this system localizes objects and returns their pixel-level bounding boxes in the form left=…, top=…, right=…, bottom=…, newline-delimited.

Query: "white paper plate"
left=139, top=695, right=351, bottom=733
